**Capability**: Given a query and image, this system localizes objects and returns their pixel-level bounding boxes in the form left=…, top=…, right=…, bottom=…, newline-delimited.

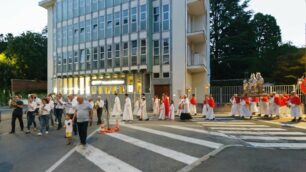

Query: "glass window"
left=63, top=52, right=67, bottom=73
left=74, top=51, right=79, bottom=71
left=79, top=21, right=85, bottom=43
left=68, top=51, right=73, bottom=72
left=57, top=53, right=62, bottom=73
left=86, top=0, right=91, bottom=14
left=62, top=0, right=67, bottom=21
left=163, top=38, right=170, bottom=64
left=131, top=7, right=137, bottom=33
left=122, top=9, right=129, bottom=34
left=56, top=1, right=62, bottom=22
left=73, top=0, right=79, bottom=17
left=114, top=0, right=121, bottom=6
left=93, top=47, right=98, bottom=69
left=92, top=18, right=98, bottom=41
left=98, top=0, right=105, bottom=10
left=106, top=0, right=113, bottom=8
left=68, top=25, right=73, bottom=45
left=153, top=73, right=159, bottom=78
left=85, top=20, right=91, bottom=42
left=163, top=4, right=170, bottom=31
left=80, top=0, right=85, bottom=16
left=99, top=46, right=105, bottom=68
left=114, top=12, right=121, bottom=36
left=74, top=23, right=79, bottom=44
left=153, top=40, right=159, bottom=65
left=153, top=7, right=160, bottom=32
left=99, top=16, right=105, bottom=39
left=57, top=28, right=62, bottom=48
left=114, top=43, right=120, bottom=67
left=62, top=26, right=67, bottom=46
left=92, top=0, right=98, bottom=12
left=86, top=48, right=91, bottom=70
left=68, top=0, right=73, bottom=19
left=122, top=42, right=128, bottom=67
left=140, top=5, right=147, bottom=31
left=80, top=49, right=85, bottom=70
left=140, top=39, right=146, bottom=65
left=107, top=44, right=112, bottom=68
left=106, top=14, right=113, bottom=38
left=163, top=72, right=169, bottom=78
left=131, top=40, right=137, bottom=66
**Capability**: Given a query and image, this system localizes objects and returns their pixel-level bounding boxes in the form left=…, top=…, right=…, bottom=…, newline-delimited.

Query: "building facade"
left=39, top=0, right=210, bottom=104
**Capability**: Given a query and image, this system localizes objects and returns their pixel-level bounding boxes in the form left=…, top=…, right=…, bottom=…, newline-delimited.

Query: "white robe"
left=183, top=99, right=190, bottom=114
left=190, top=103, right=197, bottom=115
left=140, top=100, right=148, bottom=120
left=123, top=97, right=133, bottom=121
left=259, top=101, right=269, bottom=115
left=177, top=99, right=184, bottom=116
left=250, top=102, right=258, bottom=113
left=133, top=100, right=140, bottom=116
left=289, top=102, right=301, bottom=118
left=206, top=105, right=215, bottom=120
left=159, top=103, right=165, bottom=120
left=112, top=96, right=122, bottom=116
left=240, top=100, right=251, bottom=117
left=202, top=104, right=208, bottom=116
left=153, top=99, right=160, bottom=115
left=170, top=104, right=175, bottom=120
left=230, top=98, right=240, bottom=115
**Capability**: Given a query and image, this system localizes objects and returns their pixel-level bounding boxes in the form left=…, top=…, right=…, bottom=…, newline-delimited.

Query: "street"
left=1, top=111, right=306, bottom=172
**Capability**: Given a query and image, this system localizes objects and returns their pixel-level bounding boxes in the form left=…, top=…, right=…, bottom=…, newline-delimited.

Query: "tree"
left=210, top=0, right=257, bottom=80
left=5, top=31, right=47, bottom=80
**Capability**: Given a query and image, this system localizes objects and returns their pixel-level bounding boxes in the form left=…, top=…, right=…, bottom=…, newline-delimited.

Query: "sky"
left=0, top=0, right=305, bottom=47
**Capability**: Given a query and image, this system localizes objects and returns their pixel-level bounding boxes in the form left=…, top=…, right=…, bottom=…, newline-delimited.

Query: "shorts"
left=66, top=132, right=72, bottom=138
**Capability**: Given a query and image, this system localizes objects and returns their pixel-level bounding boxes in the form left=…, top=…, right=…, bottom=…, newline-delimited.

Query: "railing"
left=188, top=54, right=206, bottom=66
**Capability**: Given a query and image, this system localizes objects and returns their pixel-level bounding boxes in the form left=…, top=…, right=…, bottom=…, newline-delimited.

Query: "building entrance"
left=154, top=85, right=170, bottom=99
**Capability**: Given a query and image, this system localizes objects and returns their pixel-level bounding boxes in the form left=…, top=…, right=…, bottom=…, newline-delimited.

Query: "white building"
left=39, top=0, right=210, bottom=105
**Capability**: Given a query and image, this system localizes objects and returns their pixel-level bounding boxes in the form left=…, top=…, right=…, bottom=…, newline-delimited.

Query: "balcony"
left=187, top=0, right=204, bottom=16
left=187, top=54, right=207, bottom=73
left=39, top=0, right=55, bottom=9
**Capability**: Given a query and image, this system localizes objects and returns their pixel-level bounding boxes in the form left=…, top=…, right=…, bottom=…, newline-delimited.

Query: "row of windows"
left=54, top=4, right=170, bottom=48
left=55, top=38, right=170, bottom=73
left=153, top=72, right=170, bottom=78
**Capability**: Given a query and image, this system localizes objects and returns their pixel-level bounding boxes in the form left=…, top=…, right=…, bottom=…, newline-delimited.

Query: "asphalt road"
left=1, top=113, right=306, bottom=172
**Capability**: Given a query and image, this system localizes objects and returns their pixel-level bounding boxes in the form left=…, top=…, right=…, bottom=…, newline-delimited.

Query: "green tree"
left=5, top=31, right=47, bottom=80
left=210, top=0, right=257, bottom=80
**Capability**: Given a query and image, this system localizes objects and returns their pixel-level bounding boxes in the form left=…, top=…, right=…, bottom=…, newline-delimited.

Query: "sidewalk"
left=257, top=116, right=306, bottom=130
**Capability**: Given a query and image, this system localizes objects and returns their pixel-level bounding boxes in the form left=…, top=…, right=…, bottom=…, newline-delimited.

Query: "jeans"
left=27, top=111, right=35, bottom=130
left=55, top=108, right=63, bottom=129
left=40, top=115, right=50, bottom=133
left=11, top=109, right=24, bottom=133
left=97, top=108, right=103, bottom=124
left=77, top=121, right=88, bottom=145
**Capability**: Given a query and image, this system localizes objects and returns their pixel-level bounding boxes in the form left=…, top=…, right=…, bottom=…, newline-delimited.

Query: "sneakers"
left=37, top=132, right=42, bottom=136
left=45, top=131, right=49, bottom=134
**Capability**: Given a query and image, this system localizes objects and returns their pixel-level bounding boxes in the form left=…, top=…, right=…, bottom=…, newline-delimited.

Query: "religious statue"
left=243, top=72, right=265, bottom=96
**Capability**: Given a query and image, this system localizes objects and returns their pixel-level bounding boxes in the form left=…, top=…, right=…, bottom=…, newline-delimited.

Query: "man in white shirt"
left=95, top=96, right=104, bottom=125
left=55, top=94, right=66, bottom=130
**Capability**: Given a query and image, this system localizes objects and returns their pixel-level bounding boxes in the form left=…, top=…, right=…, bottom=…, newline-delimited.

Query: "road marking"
left=122, top=124, right=223, bottom=149
left=258, top=120, right=306, bottom=130
left=45, top=128, right=99, bottom=172
left=199, top=124, right=269, bottom=127
left=247, top=142, right=306, bottom=149
left=162, top=125, right=230, bottom=138
left=214, top=117, right=236, bottom=120
left=76, top=144, right=142, bottom=172
left=218, top=131, right=306, bottom=135
left=238, top=136, right=306, bottom=141
left=197, top=122, right=256, bottom=125
left=107, top=132, right=198, bottom=165
left=209, top=127, right=286, bottom=131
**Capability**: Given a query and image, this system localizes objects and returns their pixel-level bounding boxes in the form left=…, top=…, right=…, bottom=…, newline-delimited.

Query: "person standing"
left=189, top=94, right=197, bottom=116
left=259, top=94, right=269, bottom=117
left=230, top=94, right=240, bottom=117
left=158, top=100, right=165, bottom=120
left=177, top=96, right=184, bottom=117
left=240, top=94, right=251, bottom=119
left=47, top=94, right=55, bottom=127
left=95, top=96, right=104, bottom=125
left=38, top=98, right=51, bottom=136
left=112, top=93, right=122, bottom=117
left=123, top=94, right=133, bottom=121
left=273, top=93, right=282, bottom=119
left=10, top=95, right=24, bottom=134
left=170, top=100, right=175, bottom=120
left=64, top=114, right=73, bottom=145
left=65, top=95, right=78, bottom=135
left=133, top=97, right=140, bottom=118
left=25, top=96, right=37, bottom=134
left=288, top=91, right=302, bottom=122
left=180, top=95, right=192, bottom=120
left=206, top=95, right=215, bottom=120
left=33, top=94, right=42, bottom=130
left=55, top=94, right=65, bottom=130
left=153, top=96, right=160, bottom=116
left=73, top=96, right=93, bottom=147
left=202, top=95, right=208, bottom=118
left=163, top=93, right=170, bottom=119
left=139, top=97, right=149, bottom=121
left=250, top=96, right=259, bottom=116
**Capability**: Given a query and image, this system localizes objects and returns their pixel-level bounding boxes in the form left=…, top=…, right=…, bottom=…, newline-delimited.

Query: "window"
left=153, top=40, right=159, bottom=65
left=114, top=12, right=121, bottom=36
left=114, top=0, right=121, bottom=6
left=99, top=46, right=105, bottom=68
left=122, top=42, right=128, bottom=67
left=163, top=72, right=170, bottom=78
left=92, top=18, right=98, bottom=40
left=68, top=51, right=73, bottom=72
left=56, top=28, right=62, bottom=48
left=98, top=0, right=105, bottom=10
left=62, top=0, right=67, bottom=21
left=62, top=52, right=67, bottom=72
left=106, top=0, right=113, bottom=8
left=163, top=4, right=170, bottom=31
left=106, top=14, right=113, bottom=37
left=122, top=10, right=129, bottom=34
left=131, top=40, right=137, bottom=66
left=107, top=44, right=112, bottom=68
left=74, top=51, right=79, bottom=71
left=68, top=25, right=73, bottom=45
left=73, top=0, right=79, bottom=17
left=153, top=73, right=159, bottom=78
left=140, top=39, right=146, bottom=65
left=86, top=0, right=91, bottom=14
left=86, top=48, right=91, bottom=70
left=80, top=49, right=85, bottom=70
left=79, top=21, right=85, bottom=43
left=62, top=26, right=67, bottom=46
left=57, top=53, right=62, bottom=73
left=140, top=5, right=147, bottom=31
left=153, top=7, right=160, bottom=32
left=56, top=1, right=62, bottom=22
left=80, top=0, right=85, bottom=16
left=92, top=0, right=98, bottom=12
left=131, top=7, right=137, bottom=32
left=68, top=0, right=73, bottom=19
left=99, top=16, right=105, bottom=39
left=163, top=38, right=170, bottom=64
left=85, top=20, right=91, bottom=42
left=93, top=47, right=98, bottom=69
left=114, top=43, right=120, bottom=67
left=74, top=23, right=79, bottom=44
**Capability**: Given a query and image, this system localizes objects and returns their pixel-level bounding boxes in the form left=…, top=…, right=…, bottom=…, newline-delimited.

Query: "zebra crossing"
left=47, top=120, right=306, bottom=172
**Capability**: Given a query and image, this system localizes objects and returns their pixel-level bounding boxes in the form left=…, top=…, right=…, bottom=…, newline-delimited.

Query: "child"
left=64, top=115, right=73, bottom=145
left=159, top=100, right=165, bottom=120
left=170, top=100, right=175, bottom=120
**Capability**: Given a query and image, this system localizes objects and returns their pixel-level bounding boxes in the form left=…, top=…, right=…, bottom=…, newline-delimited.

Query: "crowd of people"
left=230, top=91, right=303, bottom=121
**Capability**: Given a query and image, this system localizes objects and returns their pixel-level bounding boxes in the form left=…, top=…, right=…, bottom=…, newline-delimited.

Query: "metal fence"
left=211, top=85, right=306, bottom=105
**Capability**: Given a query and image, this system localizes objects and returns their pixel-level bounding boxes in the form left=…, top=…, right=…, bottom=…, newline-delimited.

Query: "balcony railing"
left=188, top=54, right=206, bottom=66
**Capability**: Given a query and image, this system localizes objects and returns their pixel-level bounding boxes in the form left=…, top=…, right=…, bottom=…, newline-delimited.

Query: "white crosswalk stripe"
left=199, top=124, right=269, bottom=127
left=247, top=142, right=306, bottom=149
left=209, top=127, right=286, bottom=131
left=197, top=122, right=256, bottom=125
left=217, top=130, right=306, bottom=135
left=76, top=145, right=142, bottom=172
left=238, top=136, right=306, bottom=141
left=122, top=124, right=223, bottom=149
left=107, top=132, right=199, bottom=165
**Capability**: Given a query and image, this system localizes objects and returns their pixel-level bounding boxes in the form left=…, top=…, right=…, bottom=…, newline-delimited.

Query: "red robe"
left=274, top=96, right=282, bottom=106
left=190, top=97, right=197, bottom=105
left=208, top=98, right=215, bottom=108
left=261, top=96, right=268, bottom=102
left=251, top=96, right=258, bottom=103
left=243, top=96, right=250, bottom=106
left=234, top=97, right=240, bottom=104
left=290, top=96, right=301, bottom=105
left=163, top=96, right=170, bottom=117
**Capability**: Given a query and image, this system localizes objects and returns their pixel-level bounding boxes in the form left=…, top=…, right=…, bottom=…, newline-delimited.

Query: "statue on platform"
left=243, top=72, right=265, bottom=95
left=256, top=72, right=264, bottom=94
